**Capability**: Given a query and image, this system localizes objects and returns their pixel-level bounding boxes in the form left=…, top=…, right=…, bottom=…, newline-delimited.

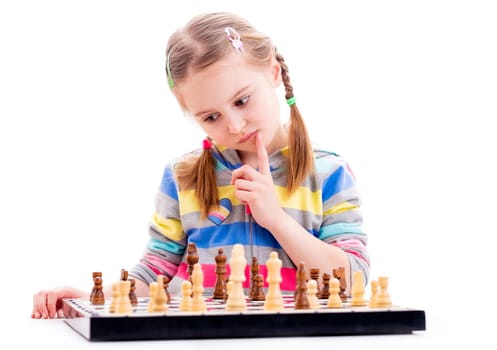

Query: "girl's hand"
left=32, top=286, right=86, bottom=319
left=231, top=133, right=285, bottom=229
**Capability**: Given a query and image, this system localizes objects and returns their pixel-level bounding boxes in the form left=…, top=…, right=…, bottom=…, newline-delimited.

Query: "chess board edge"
left=63, top=298, right=426, bottom=341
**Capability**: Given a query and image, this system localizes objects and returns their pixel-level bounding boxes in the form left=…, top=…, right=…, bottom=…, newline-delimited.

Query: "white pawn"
left=179, top=280, right=193, bottom=311
left=109, top=283, right=119, bottom=313
left=327, top=278, right=343, bottom=308
left=307, top=279, right=320, bottom=309
left=368, top=279, right=379, bottom=308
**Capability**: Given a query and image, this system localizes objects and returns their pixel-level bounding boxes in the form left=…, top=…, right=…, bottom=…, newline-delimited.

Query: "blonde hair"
left=167, top=12, right=314, bottom=218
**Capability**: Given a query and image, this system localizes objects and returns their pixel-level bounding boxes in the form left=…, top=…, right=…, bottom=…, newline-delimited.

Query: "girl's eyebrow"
left=193, top=85, right=250, bottom=118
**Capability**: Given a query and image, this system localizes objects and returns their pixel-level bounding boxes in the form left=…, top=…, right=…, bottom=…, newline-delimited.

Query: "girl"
left=32, top=12, right=369, bottom=319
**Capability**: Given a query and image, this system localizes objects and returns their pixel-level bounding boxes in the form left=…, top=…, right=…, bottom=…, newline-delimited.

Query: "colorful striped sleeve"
left=129, top=163, right=187, bottom=285
left=315, top=152, right=370, bottom=284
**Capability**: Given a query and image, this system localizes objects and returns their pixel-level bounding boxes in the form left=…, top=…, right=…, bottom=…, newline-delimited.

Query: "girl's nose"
left=227, top=113, right=246, bottom=134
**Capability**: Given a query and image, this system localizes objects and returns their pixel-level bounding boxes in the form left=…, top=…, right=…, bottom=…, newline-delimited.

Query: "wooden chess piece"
left=320, top=272, right=331, bottom=299
left=294, top=262, right=310, bottom=309
left=213, top=248, right=227, bottom=300
left=327, top=278, right=343, bottom=308
left=350, top=270, right=367, bottom=306
left=191, top=263, right=207, bottom=312
left=115, top=280, right=133, bottom=314
left=91, top=276, right=105, bottom=305
left=90, top=271, right=102, bottom=302
left=179, top=280, right=193, bottom=311
left=128, top=278, right=138, bottom=306
left=226, top=244, right=247, bottom=311
left=375, top=276, right=392, bottom=307
left=186, top=242, right=199, bottom=283
left=109, top=282, right=118, bottom=313
left=307, top=279, right=320, bottom=309
left=251, top=274, right=266, bottom=301
left=249, top=256, right=259, bottom=300
left=264, top=251, right=284, bottom=312
left=309, top=268, right=321, bottom=299
left=120, top=269, right=128, bottom=281
left=147, top=275, right=168, bottom=313
left=147, top=282, right=159, bottom=312
left=333, top=267, right=347, bottom=301
left=368, top=279, right=379, bottom=308
left=162, top=275, right=171, bottom=303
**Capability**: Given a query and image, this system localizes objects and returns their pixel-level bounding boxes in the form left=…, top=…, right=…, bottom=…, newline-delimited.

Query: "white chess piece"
left=226, top=244, right=247, bottom=311
left=264, top=251, right=284, bottom=311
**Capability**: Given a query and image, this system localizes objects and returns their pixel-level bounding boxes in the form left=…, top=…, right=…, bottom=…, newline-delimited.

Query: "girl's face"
left=176, top=53, right=286, bottom=160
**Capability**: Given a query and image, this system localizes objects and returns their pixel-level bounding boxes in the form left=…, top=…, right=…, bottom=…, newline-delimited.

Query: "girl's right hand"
left=32, top=286, right=87, bottom=319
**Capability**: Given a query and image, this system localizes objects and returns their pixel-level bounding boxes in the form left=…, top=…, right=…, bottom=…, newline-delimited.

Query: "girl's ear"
left=270, top=56, right=282, bottom=87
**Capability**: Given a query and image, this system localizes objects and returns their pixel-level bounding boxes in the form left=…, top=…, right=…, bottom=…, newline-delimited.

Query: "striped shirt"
left=130, top=145, right=369, bottom=295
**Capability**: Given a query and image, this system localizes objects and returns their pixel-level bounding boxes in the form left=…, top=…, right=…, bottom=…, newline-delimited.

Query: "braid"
left=275, top=52, right=314, bottom=192
left=276, top=53, right=294, bottom=101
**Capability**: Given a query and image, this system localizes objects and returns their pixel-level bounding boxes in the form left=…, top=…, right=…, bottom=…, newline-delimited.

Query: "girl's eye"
left=234, top=95, right=249, bottom=107
left=204, top=113, right=220, bottom=122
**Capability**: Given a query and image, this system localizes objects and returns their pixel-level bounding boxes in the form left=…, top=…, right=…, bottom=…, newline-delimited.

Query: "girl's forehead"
left=178, top=55, right=267, bottom=112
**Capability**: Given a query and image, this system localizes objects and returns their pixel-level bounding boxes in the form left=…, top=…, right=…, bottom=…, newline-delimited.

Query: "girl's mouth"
left=237, top=130, right=259, bottom=144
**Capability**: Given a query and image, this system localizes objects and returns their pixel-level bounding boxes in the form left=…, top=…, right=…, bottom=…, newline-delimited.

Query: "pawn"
left=309, top=268, right=321, bottom=299
left=333, top=267, right=347, bottom=301
left=368, top=279, right=379, bottom=308
left=320, top=272, right=331, bottom=299
left=251, top=274, right=266, bottom=301
left=128, top=278, right=138, bottom=306
left=162, top=275, right=171, bottom=303
left=147, top=282, right=159, bottom=312
left=91, top=276, right=105, bottom=305
left=249, top=257, right=260, bottom=300
left=375, top=276, right=392, bottom=307
left=179, top=280, right=193, bottom=311
left=327, top=278, right=343, bottom=308
left=108, top=283, right=119, bottom=313
left=307, top=279, right=320, bottom=309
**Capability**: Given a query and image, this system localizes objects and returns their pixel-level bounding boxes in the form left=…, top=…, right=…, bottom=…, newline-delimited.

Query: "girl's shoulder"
left=312, top=146, right=352, bottom=176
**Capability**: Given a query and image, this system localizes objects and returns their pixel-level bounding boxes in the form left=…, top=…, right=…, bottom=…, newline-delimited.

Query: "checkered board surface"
left=63, top=296, right=426, bottom=341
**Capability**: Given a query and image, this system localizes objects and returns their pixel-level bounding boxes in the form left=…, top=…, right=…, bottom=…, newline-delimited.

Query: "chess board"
left=63, top=296, right=426, bottom=341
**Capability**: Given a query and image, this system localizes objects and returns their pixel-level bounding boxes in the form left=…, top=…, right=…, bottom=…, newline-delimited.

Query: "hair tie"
left=202, top=138, right=212, bottom=150
left=225, top=27, right=243, bottom=52
left=286, top=96, right=296, bottom=106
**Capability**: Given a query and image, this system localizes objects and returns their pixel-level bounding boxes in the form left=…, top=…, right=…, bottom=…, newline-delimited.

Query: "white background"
left=1, top=0, right=496, bottom=348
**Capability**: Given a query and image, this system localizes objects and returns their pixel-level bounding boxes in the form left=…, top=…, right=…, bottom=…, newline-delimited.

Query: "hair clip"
left=224, top=27, right=243, bottom=52
left=202, top=138, right=212, bottom=150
